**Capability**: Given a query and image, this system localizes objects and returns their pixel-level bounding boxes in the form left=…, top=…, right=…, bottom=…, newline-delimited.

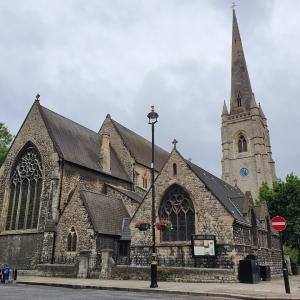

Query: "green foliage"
left=284, top=246, right=299, bottom=264
left=0, top=122, right=13, bottom=167
left=258, top=174, right=300, bottom=263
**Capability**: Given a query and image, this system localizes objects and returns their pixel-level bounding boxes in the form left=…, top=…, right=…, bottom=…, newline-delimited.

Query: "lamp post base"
left=150, top=262, right=158, bottom=288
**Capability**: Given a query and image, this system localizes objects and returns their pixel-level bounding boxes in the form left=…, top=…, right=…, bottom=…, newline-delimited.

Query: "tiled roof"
left=111, top=119, right=169, bottom=172
left=80, top=190, right=130, bottom=236
left=39, top=105, right=131, bottom=182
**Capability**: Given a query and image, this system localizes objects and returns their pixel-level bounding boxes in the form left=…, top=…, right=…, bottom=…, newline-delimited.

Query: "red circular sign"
left=271, top=216, right=287, bottom=232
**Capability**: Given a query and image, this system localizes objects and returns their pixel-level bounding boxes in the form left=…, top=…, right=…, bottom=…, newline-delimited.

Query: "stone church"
left=0, top=10, right=281, bottom=281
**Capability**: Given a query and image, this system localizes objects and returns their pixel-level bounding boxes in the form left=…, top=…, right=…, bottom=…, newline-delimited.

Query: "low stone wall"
left=111, top=265, right=237, bottom=283
left=20, top=264, right=78, bottom=278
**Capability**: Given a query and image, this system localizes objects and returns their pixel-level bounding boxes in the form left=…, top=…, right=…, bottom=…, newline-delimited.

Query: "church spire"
left=230, top=9, right=253, bottom=113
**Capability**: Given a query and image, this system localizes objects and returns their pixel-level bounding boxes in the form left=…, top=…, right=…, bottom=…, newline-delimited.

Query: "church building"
left=0, top=10, right=281, bottom=281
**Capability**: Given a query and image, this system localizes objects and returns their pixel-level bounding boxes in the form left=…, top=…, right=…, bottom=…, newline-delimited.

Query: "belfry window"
left=237, top=92, right=242, bottom=107
left=159, top=185, right=195, bottom=242
left=67, top=227, right=77, bottom=252
left=238, top=135, right=247, bottom=153
left=5, top=144, right=43, bottom=231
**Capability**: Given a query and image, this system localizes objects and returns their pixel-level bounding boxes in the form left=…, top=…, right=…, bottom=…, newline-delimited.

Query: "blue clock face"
left=240, top=168, right=249, bottom=176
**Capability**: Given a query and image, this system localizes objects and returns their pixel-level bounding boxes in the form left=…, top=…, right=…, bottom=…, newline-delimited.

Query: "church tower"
left=221, top=9, right=276, bottom=200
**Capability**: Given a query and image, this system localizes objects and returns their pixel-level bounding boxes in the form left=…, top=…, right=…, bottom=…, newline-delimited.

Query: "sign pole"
left=280, top=232, right=290, bottom=294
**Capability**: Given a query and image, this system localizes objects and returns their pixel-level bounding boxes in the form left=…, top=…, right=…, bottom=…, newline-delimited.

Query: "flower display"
left=155, top=219, right=173, bottom=231
left=135, top=220, right=151, bottom=231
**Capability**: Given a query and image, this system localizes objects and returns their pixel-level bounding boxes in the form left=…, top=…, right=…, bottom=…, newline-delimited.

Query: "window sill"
left=0, top=229, right=40, bottom=235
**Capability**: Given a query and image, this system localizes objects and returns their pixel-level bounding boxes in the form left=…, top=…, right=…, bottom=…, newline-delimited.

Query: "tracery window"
left=67, top=227, right=77, bottom=252
left=159, top=185, right=195, bottom=242
left=238, top=135, right=247, bottom=153
left=5, top=145, right=43, bottom=231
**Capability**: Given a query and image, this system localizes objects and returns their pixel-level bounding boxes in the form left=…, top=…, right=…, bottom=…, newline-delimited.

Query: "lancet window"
left=238, top=135, right=247, bottom=153
left=67, top=227, right=77, bottom=252
left=5, top=144, right=43, bottom=231
left=159, top=185, right=195, bottom=242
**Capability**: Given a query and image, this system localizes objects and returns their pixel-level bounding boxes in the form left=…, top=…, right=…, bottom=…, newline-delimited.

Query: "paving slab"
left=17, top=275, right=300, bottom=300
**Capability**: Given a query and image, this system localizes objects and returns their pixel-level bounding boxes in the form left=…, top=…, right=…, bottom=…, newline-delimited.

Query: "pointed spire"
left=230, top=9, right=253, bottom=113
left=222, top=100, right=229, bottom=115
left=250, top=93, right=258, bottom=109
left=258, top=103, right=266, bottom=119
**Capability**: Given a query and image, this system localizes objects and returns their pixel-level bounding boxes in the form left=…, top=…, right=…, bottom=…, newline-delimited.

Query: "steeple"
left=230, top=9, right=253, bottom=113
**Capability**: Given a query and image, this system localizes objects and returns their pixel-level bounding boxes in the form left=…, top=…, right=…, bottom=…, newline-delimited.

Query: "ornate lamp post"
left=147, top=105, right=159, bottom=288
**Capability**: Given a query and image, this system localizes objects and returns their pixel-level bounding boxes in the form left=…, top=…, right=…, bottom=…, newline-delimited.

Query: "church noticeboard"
left=191, top=235, right=216, bottom=257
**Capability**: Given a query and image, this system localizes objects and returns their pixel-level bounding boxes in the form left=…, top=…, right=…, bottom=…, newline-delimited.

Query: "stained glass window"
left=6, top=145, right=42, bottom=230
left=159, top=185, right=195, bottom=242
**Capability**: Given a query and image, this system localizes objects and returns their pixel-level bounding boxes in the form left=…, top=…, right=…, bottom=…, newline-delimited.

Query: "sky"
left=0, top=0, right=299, bottom=180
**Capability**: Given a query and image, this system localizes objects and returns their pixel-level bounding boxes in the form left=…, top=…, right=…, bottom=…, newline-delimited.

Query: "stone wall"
left=131, top=149, right=236, bottom=269
left=111, top=265, right=237, bottom=283
left=55, top=188, right=97, bottom=259
left=106, top=185, right=139, bottom=217
left=233, top=223, right=282, bottom=275
left=0, top=102, right=60, bottom=268
left=0, top=232, right=44, bottom=269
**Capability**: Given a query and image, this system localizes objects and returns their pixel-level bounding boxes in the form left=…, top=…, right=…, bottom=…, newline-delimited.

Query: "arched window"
left=173, top=163, right=177, bottom=177
left=251, top=210, right=258, bottom=247
left=5, top=144, right=42, bottom=231
left=159, top=185, right=195, bottom=242
left=237, top=92, right=242, bottom=107
left=67, top=227, right=77, bottom=252
left=238, top=135, right=247, bottom=153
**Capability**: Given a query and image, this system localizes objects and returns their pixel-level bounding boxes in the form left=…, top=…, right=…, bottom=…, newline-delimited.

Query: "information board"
left=191, top=234, right=216, bottom=257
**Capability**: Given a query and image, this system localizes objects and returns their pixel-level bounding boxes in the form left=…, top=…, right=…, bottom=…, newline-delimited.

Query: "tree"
left=258, top=174, right=300, bottom=263
left=0, top=122, right=13, bottom=167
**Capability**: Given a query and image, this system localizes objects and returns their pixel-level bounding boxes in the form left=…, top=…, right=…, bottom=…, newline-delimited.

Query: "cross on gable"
left=172, top=138, right=178, bottom=149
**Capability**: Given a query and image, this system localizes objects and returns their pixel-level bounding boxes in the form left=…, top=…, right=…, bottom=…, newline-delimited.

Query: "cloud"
left=0, top=0, right=298, bottom=179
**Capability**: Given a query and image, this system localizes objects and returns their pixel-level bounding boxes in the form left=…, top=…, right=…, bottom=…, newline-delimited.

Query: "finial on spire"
left=231, top=2, right=237, bottom=10
left=35, top=93, right=40, bottom=101
left=172, top=138, right=178, bottom=150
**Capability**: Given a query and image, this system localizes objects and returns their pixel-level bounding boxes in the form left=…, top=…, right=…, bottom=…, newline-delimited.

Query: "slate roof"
left=39, top=105, right=131, bottom=183
left=111, top=119, right=169, bottom=172
left=106, top=184, right=143, bottom=204
left=186, top=160, right=249, bottom=224
left=80, top=190, right=130, bottom=237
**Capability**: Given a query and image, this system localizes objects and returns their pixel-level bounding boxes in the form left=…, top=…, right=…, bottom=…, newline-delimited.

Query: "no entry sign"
left=271, top=216, right=287, bottom=232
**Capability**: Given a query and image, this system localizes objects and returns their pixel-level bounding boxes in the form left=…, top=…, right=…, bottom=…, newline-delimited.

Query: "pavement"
left=17, top=275, right=300, bottom=300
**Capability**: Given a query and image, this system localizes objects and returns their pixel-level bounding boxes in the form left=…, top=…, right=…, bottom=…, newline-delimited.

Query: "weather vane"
left=231, top=2, right=237, bottom=10
left=35, top=93, right=40, bottom=101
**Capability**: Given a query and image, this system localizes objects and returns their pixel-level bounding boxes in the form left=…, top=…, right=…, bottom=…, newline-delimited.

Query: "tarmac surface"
left=16, top=275, right=300, bottom=300
left=0, top=284, right=237, bottom=300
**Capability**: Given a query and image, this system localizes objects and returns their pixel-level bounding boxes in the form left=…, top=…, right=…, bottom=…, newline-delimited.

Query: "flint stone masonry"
left=55, top=189, right=97, bottom=258
left=0, top=102, right=60, bottom=268
left=131, top=150, right=235, bottom=269
left=111, top=265, right=237, bottom=283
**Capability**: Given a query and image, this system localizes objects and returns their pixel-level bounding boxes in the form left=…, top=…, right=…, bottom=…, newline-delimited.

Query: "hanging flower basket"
left=155, top=219, right=173, bottom=231
left=135, top=221, right=151, bottom=231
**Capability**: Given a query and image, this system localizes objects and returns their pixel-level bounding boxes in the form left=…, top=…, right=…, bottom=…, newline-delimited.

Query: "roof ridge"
left=111, top=118, right=169, bottom=154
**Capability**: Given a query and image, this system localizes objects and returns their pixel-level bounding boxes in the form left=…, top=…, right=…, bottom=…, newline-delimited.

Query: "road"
left=0, top=284, right=241, bottom=300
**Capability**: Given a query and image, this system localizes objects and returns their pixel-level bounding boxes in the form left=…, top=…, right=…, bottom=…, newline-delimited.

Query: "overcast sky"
left=0, top=0, right=299, bottom=180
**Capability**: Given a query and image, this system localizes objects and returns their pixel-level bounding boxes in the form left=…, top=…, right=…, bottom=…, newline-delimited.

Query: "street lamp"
left=147, top=105, right=159, bottom=289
